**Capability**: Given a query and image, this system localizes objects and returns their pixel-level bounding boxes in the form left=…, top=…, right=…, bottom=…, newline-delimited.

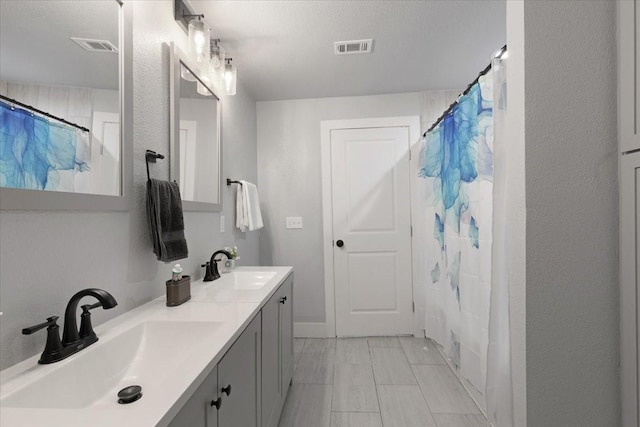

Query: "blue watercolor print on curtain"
left=419, top=72, right=493, bottom=364
left=469, top=217, right=479, bottom=249
left=0, top=100, right=90, bottom=191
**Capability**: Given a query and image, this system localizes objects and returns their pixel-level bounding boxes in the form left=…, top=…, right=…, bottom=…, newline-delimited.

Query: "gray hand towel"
left=146, top=178, right=188, bottom=262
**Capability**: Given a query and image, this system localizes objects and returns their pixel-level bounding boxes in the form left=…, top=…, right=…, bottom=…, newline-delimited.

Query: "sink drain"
left=118, top=385, right=142, bottom=404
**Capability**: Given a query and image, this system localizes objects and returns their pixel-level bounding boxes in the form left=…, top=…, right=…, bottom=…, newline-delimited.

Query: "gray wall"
left=257, top=93, right=422, bottom=326
left=0, top=0, right=259, bottom=370
left=507, top=1, right=620, bottom=425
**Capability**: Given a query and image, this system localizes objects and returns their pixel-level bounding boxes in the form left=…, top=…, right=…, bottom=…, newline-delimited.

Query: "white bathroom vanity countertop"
left=0, top=266, right=293, bottom=427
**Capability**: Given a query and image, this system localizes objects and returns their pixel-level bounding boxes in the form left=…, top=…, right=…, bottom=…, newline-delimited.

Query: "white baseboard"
left=294, top=322, right=329, bottom=338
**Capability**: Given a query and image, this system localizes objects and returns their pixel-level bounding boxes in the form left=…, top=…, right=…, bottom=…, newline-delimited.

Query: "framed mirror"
left=0, top=0, right=133, bottom=211
left=169, top=43, right=222, bottom=212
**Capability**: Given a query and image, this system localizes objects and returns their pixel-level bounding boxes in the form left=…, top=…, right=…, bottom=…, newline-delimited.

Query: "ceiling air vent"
left=70, top=37, right=119, bottom=53
left=334, top=39, right=373, bottom=55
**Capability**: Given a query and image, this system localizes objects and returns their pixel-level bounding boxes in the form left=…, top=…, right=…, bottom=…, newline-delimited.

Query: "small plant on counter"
left=225, top=246, right=239, bottom=260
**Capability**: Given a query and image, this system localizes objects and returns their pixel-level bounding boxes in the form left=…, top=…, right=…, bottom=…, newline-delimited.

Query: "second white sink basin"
left=192, top=268, right=286, bottom=303
left=228, top=271, right=277, bottom=289
left=1, top=320, right=223, bottom=409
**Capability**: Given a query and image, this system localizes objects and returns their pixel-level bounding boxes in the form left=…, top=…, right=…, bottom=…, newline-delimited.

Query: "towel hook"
left=145, top=150, right=165, bottom=182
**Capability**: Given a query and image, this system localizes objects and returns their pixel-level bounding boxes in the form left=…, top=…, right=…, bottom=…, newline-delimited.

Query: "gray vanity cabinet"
left=168, top=365, right=218, bottom=427
left=261, top=274, right=294, bottom=427
left=218, top=314, right=262, bottom=427
left=169, top=314, right=261, bottom=427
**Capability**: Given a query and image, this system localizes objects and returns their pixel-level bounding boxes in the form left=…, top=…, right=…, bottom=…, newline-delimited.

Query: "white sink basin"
left=1, top=320, right=223, bottom=409
left=192, top=269, right=283, bottom=303
left=228, top=271, right=277, bottom=290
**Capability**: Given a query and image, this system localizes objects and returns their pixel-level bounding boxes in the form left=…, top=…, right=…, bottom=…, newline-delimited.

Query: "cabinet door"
left=218, top=314, right=262, bottom=427
left=168, top=365, right=218, bottom=427
left=279, top=276, right=294, bottom=392
left=621, top=152, right=640, bottom=427
left=261, top=289, right=281, bottom=427
left=619, top=0, right=640, bottom=153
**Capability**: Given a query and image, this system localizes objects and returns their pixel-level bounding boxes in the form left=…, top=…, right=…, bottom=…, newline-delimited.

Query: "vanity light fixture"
left=188, top=16, right=210, bottom=63
left=210, top=39, right=225, bottom=70
left=223, top=58, right=237, bottom=96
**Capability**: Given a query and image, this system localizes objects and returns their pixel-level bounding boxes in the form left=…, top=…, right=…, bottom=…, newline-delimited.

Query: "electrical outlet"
left=220, top=215, right=225, bottom=232
left=286, top=217, right=303, bottom=229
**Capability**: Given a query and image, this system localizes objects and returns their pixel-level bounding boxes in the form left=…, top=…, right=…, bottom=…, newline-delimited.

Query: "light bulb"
left=194, top=32, right=205, bottom=48
left=210, top=43, right=225, bottom=69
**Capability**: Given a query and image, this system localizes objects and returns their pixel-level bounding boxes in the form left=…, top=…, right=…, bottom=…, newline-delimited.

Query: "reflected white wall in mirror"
left=0, top=0, right=121, bottom=196
left=169, top=43, right=221, bottom=211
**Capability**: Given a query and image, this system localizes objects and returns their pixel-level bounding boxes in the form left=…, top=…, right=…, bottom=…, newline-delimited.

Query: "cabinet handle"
left=280, top=296, right=287, bottom=304
left=221, top=384, right=232, bottom=396
left=210, top=397, right=222, bottom=409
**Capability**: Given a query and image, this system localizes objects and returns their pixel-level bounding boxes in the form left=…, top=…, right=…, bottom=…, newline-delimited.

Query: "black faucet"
left=202, top=249, right=232, bottom=281
left=22, top=288, right=117, bottom=364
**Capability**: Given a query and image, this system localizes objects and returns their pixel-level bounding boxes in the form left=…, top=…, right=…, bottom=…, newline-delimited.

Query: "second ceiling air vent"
left=334, top=39, right=373, bottom=55
left=70, top=37, right=119, bottom=53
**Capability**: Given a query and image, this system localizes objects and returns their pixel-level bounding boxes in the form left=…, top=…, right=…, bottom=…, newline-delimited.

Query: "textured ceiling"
left=191, top=0, right=506, bottom=101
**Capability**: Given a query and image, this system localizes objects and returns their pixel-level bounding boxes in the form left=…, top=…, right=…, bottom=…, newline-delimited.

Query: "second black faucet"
left=202, top=249, right=232, bottom=281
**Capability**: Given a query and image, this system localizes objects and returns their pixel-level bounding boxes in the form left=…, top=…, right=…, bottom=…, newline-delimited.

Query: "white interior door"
left=331, top=126, right=413, bottom=336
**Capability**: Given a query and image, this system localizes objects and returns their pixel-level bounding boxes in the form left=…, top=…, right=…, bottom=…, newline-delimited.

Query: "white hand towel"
left=235, top=181, right=263, bottom=232
left=241, top=180, right=264, bottom=231
left=236, top=184, right=248, bottom=232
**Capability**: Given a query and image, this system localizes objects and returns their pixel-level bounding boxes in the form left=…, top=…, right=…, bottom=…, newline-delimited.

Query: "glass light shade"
left=223, top=61, right=237, bottom=96
left=188, top=19, right=210, bottom=63
left=180, top=64, right=197, bottom=82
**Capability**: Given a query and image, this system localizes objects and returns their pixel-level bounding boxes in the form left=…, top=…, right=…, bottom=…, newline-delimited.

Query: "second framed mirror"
left=168, top=42, right=221, bottom=211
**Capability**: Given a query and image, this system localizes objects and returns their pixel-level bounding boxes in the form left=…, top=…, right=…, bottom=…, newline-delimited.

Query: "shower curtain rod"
left=424, top=44, right=507, bottom=136
left=0, top=94, right=90, bottom=133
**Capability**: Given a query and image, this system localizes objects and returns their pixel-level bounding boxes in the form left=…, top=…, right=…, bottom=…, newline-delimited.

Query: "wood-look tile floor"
left=279, top=337, right=488, bottom=427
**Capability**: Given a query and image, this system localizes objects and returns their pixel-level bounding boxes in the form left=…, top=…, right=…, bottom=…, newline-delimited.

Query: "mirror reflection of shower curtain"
left=485, top=54, right=514, bottom=427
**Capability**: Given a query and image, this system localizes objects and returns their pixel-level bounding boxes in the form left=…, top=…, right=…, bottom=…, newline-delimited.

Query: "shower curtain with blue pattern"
left=419, top=71, right=494, bottom=404
left=0, top=100, right=90, bottom=192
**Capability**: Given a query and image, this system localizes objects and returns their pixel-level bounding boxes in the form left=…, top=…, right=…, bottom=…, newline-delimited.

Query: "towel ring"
left=145, top=150, right=165, bottom=182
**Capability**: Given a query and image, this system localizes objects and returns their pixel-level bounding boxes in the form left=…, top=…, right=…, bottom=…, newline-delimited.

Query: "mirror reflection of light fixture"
left=188, top=16, right=210, bottom=63
left=210, top=39, right=225, bottom=70
left=223, top=58, right=237, bottom=96
left=197, top=75, right=213, bottom=97
left=180, top=63, right=197, bottom=82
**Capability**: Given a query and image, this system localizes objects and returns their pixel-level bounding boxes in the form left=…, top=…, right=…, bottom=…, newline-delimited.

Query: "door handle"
left=336, top=240, right=344, bottom=248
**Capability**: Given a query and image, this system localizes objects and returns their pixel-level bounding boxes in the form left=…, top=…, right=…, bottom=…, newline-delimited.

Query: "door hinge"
left=412, top=302, right=415, bottom=313
left=332, top=240, right=334, bottom=246
left=410, top=225, right=413, bottom=237
left=409, top=150, right=412, bottom=160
